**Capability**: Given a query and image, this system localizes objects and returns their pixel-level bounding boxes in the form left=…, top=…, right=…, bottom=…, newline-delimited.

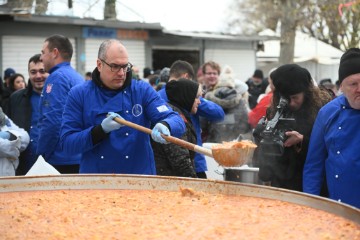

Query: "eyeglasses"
left=29, top=69, right=46, bottom=75
left=100, top=59, right=133, bottom=73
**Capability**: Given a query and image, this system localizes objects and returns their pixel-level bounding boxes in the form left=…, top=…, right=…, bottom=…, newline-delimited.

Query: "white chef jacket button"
left=335, top=174, right=338, bottom=178
left=30, top=139, right=33, bottom=142
left=101, top=156, right=104, bottom=159
left=126, top=133, right=129, bottom=136
left=338, top=126, right=341, bottom=130
left=124, top=91, right=127, bottom=94
left=337, top=151, right=340, bottom=154
left=126, top=110, right=129, bottom=113
left=30, top=126, right=33, bottom=129
left=126, top=156, right=129, bottom=159
left=342, top=106, right=345, bottom=109
left=338, top=199, right=341, bottom=202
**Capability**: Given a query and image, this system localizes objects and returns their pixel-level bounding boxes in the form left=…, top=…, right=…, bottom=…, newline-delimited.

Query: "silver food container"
left=223, top=166, right=263, bottom=185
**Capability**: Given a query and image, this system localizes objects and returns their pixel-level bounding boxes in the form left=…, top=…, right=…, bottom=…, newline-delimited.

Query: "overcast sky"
left=47, top=0, right=233, bottom=32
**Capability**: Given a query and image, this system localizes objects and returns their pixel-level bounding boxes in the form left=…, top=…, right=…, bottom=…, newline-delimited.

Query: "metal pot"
left=0, top=175, right=359, bottom=224
left=224, top=166, right=263, bottom=185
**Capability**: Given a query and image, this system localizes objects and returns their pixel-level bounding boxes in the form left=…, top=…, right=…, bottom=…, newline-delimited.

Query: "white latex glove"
left=101, top=112, right=124, bottom=133
left=151, top=123, right=170, bottom=144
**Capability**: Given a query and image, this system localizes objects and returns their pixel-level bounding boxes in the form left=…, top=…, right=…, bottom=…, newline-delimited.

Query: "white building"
left=0, top=13, right=271, bottom=81
left=257, top=30, right=344, bottom=83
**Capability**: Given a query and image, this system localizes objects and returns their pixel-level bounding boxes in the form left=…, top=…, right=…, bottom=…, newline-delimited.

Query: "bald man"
left=60, top=39, right=185, bottom=174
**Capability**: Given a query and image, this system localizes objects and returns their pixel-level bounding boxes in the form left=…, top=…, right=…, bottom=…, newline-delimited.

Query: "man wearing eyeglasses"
left=202, top=61, right=221, bottom=93
left=37, top=34, right=85, bottom=174
left=7, top=54, right=49, bottom=175
left=60, top=39, right=185, bottom=174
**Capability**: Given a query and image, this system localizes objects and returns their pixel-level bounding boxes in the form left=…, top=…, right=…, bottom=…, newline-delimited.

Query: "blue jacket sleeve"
left=144, top=85, right=185, bottom=138
left=303, top=110, right=327, bottom=195
left=196, top=97, right=224, bottom=122
left=60, top=87, right=94, bottom=155
left=37, top=75, right=71, bottom=159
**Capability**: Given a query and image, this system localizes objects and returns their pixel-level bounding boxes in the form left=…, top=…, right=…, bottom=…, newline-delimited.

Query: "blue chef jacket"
left=37, top=62, right=84, bottom=165
left=303, top=95, right=360, bottom=208
left=60, top=79, right=185, bottom=174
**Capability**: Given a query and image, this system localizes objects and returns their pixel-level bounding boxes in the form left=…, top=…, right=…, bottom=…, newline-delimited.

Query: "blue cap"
left=4, top=68, right=15, bottom=78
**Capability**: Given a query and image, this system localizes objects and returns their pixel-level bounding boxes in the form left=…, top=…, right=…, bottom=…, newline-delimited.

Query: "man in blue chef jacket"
left=303, top=48, right=360, bottom=208
left=60, top=39, right=185, bottom=174
left=37, top=34, right=84, bottom=173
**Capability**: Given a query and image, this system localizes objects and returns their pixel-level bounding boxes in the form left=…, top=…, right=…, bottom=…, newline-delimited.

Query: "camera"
left=258, top=97, right=295, bottom=157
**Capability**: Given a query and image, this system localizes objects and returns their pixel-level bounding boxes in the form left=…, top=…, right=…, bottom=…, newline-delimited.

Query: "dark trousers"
left=196, top=172, right=207, bottom=179
left=52, top=164, right=79, bottom=174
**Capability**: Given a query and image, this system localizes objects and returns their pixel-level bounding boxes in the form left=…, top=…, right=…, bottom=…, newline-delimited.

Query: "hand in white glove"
left=151, top=123, right=170, bottom=144
left=0, top=131, right=10, bottom=140
left=101, top=112, right=124, bottom=133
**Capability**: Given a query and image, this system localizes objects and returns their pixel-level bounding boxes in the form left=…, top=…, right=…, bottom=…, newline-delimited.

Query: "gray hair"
left=97, top=39, right=122, bottom=60
left=159, top=67, right=170, bottom=83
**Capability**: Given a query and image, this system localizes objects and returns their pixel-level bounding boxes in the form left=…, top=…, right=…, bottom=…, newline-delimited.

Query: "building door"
left=152, top=49, right=200, bottom=74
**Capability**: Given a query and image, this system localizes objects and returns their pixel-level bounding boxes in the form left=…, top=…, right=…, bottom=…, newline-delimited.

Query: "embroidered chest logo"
left=46, top=84, right=53, bottom=94
left=132, top=104, right=143, bottom=117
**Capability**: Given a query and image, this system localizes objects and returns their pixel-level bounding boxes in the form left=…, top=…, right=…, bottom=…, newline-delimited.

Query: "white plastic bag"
left=25, top=155, right=60, bottom=176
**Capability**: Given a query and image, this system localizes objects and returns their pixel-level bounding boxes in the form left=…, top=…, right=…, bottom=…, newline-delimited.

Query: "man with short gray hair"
left=60, top=39, right=185, bottom=174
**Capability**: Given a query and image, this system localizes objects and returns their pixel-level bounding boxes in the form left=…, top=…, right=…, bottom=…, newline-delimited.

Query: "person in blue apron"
left=60, top=39, right=185, bottom=174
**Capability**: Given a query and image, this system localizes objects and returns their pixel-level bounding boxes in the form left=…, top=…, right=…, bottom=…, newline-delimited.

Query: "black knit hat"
left=338, top=48, right=360, bottom=83
left=253, top=69, right=263, bottom=79
left=166, top=78, right=199, bottom=112
left=270, top=64, right=312, bottom=97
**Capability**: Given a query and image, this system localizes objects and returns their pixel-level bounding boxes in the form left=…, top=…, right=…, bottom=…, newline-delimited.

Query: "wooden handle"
left=113, top=117, right=213, bottom=158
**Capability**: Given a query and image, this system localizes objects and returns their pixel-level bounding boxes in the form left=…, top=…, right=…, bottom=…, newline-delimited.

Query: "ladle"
left=112, top=117, right=213, bottom=158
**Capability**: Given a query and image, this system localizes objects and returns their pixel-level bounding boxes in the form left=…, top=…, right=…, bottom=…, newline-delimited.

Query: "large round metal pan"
left=0, top=174, right=359, bottom=224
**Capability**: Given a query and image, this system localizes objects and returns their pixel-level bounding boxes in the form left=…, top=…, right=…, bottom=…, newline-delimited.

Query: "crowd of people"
left=0, top=34, right=358, bottom=209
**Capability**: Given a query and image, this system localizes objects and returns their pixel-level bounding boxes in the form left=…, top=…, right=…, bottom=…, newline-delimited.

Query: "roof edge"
left=0, top=13, right=163, bottom=30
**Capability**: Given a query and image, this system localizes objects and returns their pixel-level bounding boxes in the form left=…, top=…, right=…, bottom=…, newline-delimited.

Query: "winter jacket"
left=8, top=83, right=41, bottom=175
left=246, top=78, right=268, bottom=109
left=158, top=87, right=224, bottom=173
left=248, top=92, right=273, bottom=128
left=152, top=104, right=197, bottom=178
left=204, top=81, right=250, bottom=143
left=37, top=62, right=84, bottom=165
left=0, top=115, right=29, bottom=176
left=255, top=103, right=315, bottom=191
left=60, top=70, right=185, bottom=174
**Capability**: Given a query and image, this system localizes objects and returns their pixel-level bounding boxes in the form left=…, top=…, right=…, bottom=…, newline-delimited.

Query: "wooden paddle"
left=112, top=116, right=213, bottom=158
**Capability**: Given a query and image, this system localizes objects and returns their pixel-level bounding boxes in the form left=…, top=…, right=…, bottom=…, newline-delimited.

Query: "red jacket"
left=248, top=92, right=273, bottom=128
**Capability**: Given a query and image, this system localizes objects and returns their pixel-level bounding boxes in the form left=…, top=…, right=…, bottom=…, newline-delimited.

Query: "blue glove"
left=151, top=123, right=170, bottom=144
left=101, top=112, right=124, bottom=133
left=0, top=131, right=10, bottom=140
